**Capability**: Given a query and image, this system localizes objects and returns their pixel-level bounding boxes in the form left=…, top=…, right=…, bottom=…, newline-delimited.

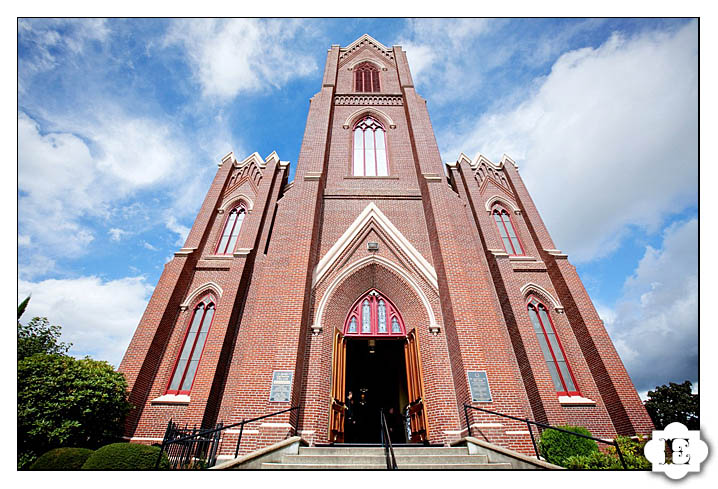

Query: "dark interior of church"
left=344, top=338, right=409, bottom=444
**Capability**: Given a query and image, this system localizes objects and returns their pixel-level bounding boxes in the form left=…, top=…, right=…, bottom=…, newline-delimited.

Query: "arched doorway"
left=330, top=289, right=428, bottom=444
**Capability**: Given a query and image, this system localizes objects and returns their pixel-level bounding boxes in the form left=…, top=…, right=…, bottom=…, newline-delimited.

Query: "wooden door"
left=329, top=329, right=347, bottom=442
left=404, top=329, right=428, bottom=442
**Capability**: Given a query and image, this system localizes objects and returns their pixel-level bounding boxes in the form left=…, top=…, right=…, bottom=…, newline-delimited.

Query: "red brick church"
left=119, top=34, right=653, bottom=459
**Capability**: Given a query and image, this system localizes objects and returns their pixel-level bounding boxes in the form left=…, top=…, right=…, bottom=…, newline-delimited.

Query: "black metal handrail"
left=156, top=405, right=300, bottom=469
left=379, top=409, right=398, bottom=469
left=463, top=404, right=627, bottom=469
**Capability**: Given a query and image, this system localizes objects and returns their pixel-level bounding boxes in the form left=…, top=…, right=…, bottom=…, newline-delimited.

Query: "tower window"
left=216, top=204, right=246, bottom=255
left=353, top=116, right=388, bottom=177
left=354, top=62, right=380, bottom=92
left=493, top=207, right=523, bottom=255
left=167, top=298, right=216, bottom=395
left=527, top=298, right=579, bottom=396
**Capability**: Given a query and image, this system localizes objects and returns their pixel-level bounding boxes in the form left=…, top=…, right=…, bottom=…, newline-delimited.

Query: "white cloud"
left=108, top=228, right=128, bottom=241
left=18, top=110, right=191, bottom=258
left=166, top=215, right=190, bottom=247
left=398, top=19, right=493, bottom=104
left=18, top=275, right=153, bottom=367
left=142, top=241, right=158, bottom=251
left=164, top=19, right=318, bottom=100
left=444, top=22, right=697, bottom=262
left=18, top=19, right=110, bottom=85
left=603, top=218, right=697, bottom=393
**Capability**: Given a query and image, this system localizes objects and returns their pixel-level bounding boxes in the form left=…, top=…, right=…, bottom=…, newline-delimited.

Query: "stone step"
left=262, top=462, right=513, bottom=470
left=283, top=454, right=490, bottom=465
left=298, top=446, right=468, bottom=456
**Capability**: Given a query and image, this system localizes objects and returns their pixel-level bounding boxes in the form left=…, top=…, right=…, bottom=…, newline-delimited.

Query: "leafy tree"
left=644, top=381, right=699, bottom=430
left=18, top=354, right=133, bottom=469
left=18, top=317, right=71, bottom=360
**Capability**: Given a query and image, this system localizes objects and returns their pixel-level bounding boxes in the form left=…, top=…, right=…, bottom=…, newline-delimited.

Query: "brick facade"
left=118, top=34, right=653, bottom=456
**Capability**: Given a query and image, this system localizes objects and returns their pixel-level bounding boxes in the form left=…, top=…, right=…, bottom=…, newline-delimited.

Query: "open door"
left=404, top=329, right=428, bottom=442
left=329, top=329, right=347, bottom=442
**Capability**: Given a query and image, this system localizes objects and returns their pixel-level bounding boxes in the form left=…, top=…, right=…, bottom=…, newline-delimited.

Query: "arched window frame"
left=215, top=203, right=247, bottom=255
left=166, top=295, right=217, bottom=395
left=343, top=289, right=406, bottom=337
left=526, top=296, right=579, bottom=396
left=354, top=61, right=380, bottom=92
left=352, top=116, right=389, bottom=177
left=492, top=205, right=524, bottom=256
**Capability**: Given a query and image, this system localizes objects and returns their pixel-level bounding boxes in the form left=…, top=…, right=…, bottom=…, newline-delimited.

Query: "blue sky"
left=17, top=18, right=697, bottom=398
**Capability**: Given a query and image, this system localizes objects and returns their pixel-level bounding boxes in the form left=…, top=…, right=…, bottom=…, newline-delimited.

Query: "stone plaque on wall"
left=269, top=370, right=293, bottom=403
left=467, top=370, right=492, bottom=403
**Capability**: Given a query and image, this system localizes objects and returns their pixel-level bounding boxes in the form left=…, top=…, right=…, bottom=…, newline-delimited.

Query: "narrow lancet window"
left=354, top=62, right=380, bottom=92
left=493, top=208, right=523, bottom=255
left=217, top=204, right=246, bottom=255
left=378, top=300, right=387, bottom=333
left=527, top=298, right=578, bottom=395
left=362, top=300, right=371, bottom=333
left=353, top=116, right=388, bottom=177
left=167, top=298, right=215, bottom=395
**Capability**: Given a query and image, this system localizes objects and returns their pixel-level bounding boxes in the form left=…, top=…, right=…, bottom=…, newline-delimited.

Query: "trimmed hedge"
left=30, top=447, right=95, bottom=470
left=538, top=425, right=598, bottom=466
left=81, top=443, right=169, bottom=470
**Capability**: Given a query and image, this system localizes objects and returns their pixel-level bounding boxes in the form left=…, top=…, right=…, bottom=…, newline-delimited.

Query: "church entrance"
left=344, top=338, right=408, bottom=443
left=329, top=289, right=428, bottom=444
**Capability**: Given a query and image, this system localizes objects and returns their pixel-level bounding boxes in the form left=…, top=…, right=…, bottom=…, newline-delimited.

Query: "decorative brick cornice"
left=335, top=94, right=403, bottom=106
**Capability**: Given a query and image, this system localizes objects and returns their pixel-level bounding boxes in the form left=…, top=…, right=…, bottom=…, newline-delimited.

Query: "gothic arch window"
left=354, top=62, right=380, bottom=92
left=493, top=206, right=523, bottom=255
left=167, top=296, right=216, bottom=395
left=344, top=289, right=405, bottom=337
left=353, top=116, right=388, bottom=177
left=527, top=297, right=579, bottom=396
left=216, top=203, right=246, bottom=255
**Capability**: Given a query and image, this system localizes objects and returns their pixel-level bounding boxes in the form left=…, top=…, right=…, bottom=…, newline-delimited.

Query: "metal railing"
left=157, top=420, right=223, bottom=469
left=379, top=409, right=398, bottom=469
left=463, top=404, right=627, bottom=469
left=156, top=405, right=300, bottom=469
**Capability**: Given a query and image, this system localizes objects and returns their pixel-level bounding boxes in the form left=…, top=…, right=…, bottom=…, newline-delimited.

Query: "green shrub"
left=563, top=450, right=623, bottom=469
left=18, top=353, right=133, bottom=468
left=30, top=447, right=95, bottom=470
left=558, top=436, right=651, bottom=470
left=607, top=436, right=651, bottom=469
left=538, top=425, right=598, bottom=466
left=81, top=443, right=169, bottom=470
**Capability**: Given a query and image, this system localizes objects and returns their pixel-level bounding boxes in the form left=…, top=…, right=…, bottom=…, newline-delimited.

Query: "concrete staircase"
left=260, top=445, right=512, bottom=470
left=212, top=436, right=562, bottom=470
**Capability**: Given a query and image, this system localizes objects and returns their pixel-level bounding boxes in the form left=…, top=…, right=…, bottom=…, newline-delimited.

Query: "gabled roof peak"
left=339, top=34, right=393, bottom=61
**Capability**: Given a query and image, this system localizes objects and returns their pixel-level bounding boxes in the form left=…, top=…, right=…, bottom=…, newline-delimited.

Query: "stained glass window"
left=378, top=300, right=387, bottom=333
